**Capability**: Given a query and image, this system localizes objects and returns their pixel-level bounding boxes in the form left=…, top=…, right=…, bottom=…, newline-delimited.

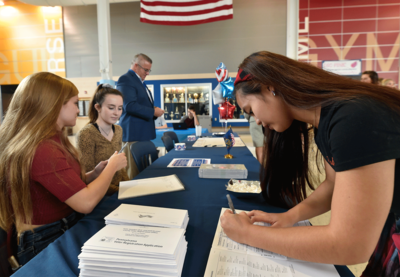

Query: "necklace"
left=99, top=125, right=112, bottom=136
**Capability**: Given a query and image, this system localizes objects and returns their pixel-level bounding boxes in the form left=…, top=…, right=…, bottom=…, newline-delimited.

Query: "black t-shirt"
left=314, top=98, right=400, bottom=214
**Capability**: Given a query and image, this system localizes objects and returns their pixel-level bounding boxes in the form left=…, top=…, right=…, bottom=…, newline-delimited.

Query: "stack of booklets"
left=78, top=225, right=187, bottom=277
left=198, top=164, right=248, bottom=179
left=78, top=204, right=189, bottom=277
left=104, top=204, right=189, bottom=229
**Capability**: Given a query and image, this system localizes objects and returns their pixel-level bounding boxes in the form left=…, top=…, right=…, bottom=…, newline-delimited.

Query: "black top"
left=314, top=98, right=400, bottom=214
left=92, top=123, right=115, bottom=134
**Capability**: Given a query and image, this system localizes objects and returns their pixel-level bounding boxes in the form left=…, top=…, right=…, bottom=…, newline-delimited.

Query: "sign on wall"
left=298, top=0, right=400, bottom=82
left=0, top=2, right=65, bottom=84
left=322, top=60, right=362, bottom=76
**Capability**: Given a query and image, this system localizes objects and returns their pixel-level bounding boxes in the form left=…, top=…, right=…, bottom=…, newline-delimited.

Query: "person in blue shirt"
left=117, top=53, right=164, bottom=179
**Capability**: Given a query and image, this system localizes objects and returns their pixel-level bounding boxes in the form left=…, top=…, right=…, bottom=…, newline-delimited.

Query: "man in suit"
left=117, top=53, right=164, bottom=179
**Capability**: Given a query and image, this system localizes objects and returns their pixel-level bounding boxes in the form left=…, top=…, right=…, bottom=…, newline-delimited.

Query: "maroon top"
left=30, top=135, right=86, bottom=224
left=184, top=117, right=195, bottom=128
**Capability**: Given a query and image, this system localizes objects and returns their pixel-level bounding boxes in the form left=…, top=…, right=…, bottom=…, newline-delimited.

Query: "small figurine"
left=165, top=93, right=170, bottom=103
left=199, top=92, right=205, bottom=103
left=174, top=107, right=180, bottom=119
left=179, top=93, right=185, bottom=103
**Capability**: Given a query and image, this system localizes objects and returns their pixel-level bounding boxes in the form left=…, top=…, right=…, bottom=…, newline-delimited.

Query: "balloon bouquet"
left=212, top=63, right=236, bottom=158
left=212, top=62, right=235, bottom=125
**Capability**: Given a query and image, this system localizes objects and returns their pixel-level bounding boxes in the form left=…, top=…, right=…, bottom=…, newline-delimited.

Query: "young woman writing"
left=0, top=72, right=127, bottom=267
left=220, top=51, right=400, bottom=276
left=76, top=84, right=129, bottom=195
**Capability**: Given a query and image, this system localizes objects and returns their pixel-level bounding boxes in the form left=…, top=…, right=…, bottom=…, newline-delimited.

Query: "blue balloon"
left=220, top=77, right=234, bottom=99
left=216, top=62, right=227, bottom=71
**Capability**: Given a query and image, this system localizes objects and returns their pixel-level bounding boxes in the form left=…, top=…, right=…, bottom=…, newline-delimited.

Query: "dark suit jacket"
left=117, top=70, right=155, bottom=141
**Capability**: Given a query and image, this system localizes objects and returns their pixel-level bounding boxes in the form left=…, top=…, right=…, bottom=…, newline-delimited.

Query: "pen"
left=226, top=194, right=236, bottom=214
left=119, top=142, right=128, bottom=154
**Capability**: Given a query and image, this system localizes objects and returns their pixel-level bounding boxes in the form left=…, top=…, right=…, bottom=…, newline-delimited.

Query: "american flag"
left=140, top=0, right=233, bottom=26
left=230, top=132, right=235, bottom=146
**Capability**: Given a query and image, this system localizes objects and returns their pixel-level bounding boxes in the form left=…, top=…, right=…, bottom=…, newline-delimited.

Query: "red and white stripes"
left=140, top=0, right=233, bottom=26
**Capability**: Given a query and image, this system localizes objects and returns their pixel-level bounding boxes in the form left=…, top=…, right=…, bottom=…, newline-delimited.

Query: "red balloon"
left=218, top=100, right=235, bottom=119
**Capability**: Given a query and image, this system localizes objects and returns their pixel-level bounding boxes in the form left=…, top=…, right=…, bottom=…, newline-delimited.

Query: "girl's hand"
left=220, top=210, right=252, bottom=244
left=247, top=210, right=297, bottom=228
left=93, top=160, right=108, bottom=177
left=108, top=151, right=127, bottom=172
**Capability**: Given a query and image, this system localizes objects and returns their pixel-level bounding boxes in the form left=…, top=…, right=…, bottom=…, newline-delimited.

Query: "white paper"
left=204, top=208, right=339, bottom=277
left=118, top=174, right=184, bottom=199
left=167, top=158, right=211, bottom=168
left=104, top=204, right=189, bottom=229
left=82, top=225, right=185, bottom=256
left=192, top=137, right=245, bottom=147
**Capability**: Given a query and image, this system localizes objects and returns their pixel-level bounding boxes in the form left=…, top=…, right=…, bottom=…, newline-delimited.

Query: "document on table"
left=78, top=224, right=187, bottom=277
left=167, top=158, right=211, bottom=167
left=204, top=208, right=340, bottom=277
left=118, top=174, right=185, bottom=199
left=192, top=137, right=245, bottom=147
left=104, top=204, right=189, bottom=229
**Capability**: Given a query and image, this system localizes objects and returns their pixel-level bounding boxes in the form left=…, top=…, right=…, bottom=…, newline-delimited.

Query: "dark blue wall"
left=145, top=78, right=249, bottom=127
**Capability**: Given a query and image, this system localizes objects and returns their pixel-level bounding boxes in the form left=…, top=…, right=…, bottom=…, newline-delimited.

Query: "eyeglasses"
left=137, top=63, right=151, bottom=73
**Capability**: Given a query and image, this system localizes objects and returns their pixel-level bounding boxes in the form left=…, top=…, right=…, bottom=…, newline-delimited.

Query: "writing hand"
left=247, top=210, right=297, bottom=228
left=220, top=210, right=252, bottom=244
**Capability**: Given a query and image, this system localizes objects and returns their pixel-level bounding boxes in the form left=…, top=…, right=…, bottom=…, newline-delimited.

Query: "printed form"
left=204, top=208, right=340, bottom=277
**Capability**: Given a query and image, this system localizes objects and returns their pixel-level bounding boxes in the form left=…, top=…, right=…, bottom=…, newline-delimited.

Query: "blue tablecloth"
left=151, top=127, right=208, bottom=147
left=12, top=137, right=354, bottom=277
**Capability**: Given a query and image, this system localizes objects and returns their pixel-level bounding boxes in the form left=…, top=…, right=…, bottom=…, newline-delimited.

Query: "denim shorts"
left=17, top=212, right=83, bottom=266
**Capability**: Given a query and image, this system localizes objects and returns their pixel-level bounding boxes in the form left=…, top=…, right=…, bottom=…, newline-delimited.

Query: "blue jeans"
left=17, top=212, right=83, bottom=266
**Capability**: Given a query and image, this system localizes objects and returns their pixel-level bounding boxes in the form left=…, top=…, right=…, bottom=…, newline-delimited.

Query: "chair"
left=130, top=141, right=158, bottom=172
left=161, top=135, right=174, bottom=152
left=164, top=131, right=179, bottom=143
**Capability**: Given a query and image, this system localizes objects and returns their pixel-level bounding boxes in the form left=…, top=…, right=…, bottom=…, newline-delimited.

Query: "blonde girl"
left=0, top=72, right=126, bottom=267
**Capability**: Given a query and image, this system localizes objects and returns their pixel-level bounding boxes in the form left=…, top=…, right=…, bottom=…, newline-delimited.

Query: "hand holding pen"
left=226, top=194, right=236, bottom=214
left=119, top=142, right=129, bottom=153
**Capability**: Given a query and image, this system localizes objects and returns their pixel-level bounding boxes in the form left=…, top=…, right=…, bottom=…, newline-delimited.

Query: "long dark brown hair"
left=234, top=51, right=400, bottom=209
left=88, top=84, right=123, bottom=123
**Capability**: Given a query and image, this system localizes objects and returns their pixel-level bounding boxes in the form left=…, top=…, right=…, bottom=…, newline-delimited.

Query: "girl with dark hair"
left=361, top=70, right=379, bottom=85
left=76, top=84, right=129, bottom=195
left=220, top=51, right=400, bottom=276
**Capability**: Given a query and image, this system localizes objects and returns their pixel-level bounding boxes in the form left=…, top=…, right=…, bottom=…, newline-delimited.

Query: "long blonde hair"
left=0, top=72, right=81, bottom=231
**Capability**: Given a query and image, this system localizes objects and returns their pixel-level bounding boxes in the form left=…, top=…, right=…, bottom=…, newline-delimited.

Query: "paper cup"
left=195, top=125, right=202, bottom=136
left=187, top=135, right=196, bottom=141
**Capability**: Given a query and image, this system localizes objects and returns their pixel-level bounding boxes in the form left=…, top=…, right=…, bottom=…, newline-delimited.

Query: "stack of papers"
left=193, top=137, right=245, bottom=147
left=199, top=164, right=248, bottom=179
left=167, top=158, right=211, bottom=168
left=78, top=225, right=187, bottom=277
left=105, top=204, right=189, bottom=229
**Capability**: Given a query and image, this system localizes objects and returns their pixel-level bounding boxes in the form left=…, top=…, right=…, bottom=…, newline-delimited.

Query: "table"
left=151, top=127, right=208, bottom=147
left=12, top=136, right=354, bottom=277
